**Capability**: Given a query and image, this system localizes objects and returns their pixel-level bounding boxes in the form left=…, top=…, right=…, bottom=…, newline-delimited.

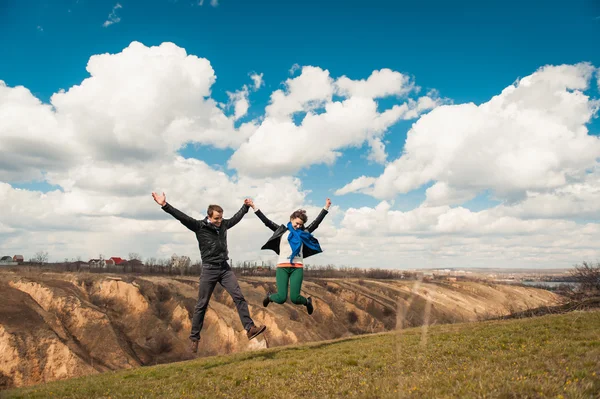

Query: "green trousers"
left=269, top=267, right=307, bottom=305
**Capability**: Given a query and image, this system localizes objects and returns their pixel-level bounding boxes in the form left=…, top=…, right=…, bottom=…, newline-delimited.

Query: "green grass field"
left=4, top=311, right=600, bottom=398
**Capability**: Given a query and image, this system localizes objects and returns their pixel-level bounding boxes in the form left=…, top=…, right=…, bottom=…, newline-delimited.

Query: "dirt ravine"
left=0, top=270, right=561, bottom=389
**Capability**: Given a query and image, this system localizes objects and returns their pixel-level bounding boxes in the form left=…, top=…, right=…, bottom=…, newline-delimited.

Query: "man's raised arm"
left=152, top=192, right=201, bottom=232
left=222, top=202, right=251, bottom=229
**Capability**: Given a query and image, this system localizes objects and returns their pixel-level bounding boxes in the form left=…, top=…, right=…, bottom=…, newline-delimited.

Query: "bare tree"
left=571, top=261, right=600, bottom=294
left=128, top=252, right=142, bottom=262
left=32, top=251, right=49, bottom=264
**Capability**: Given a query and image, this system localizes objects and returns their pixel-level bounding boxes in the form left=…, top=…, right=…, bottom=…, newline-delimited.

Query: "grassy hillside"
left=0, top=271, right=562, bottom=389
left=4, top=310, right=599, bottom=398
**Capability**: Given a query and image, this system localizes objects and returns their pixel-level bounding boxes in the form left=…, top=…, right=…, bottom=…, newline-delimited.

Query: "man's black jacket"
left=254, top=208, right=328, bottom=259
left=162, top=203, right=250, bottom=265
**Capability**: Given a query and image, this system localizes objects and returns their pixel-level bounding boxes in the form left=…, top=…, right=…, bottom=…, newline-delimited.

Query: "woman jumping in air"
left=244, top=198, right=331, bottom=315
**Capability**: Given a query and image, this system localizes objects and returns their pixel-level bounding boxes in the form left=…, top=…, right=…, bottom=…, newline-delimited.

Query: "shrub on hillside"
left=171, top=318, right=183, bottom=332
left=289, top=309, right=300, bottom=321
left=347, top=310, right=359, bottom=324
left=571, top=261, right=600, bottom=294
left=150, top=333, right=173, bottom=355
left=156, top=285, right=172, bottom=302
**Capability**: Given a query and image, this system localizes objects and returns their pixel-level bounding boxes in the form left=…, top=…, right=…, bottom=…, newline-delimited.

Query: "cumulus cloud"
left=335, top=176, right=377, bottom=196
left=366, top=137, right=387, bottom=164
left=338, top=63, right=600, bottom=206
left=53, top=42, right=251, bottom=160
left=0, top=81, right=76, bottom=182
left=250, top=72, right=264, bottom=90
left=227, top=73, right=265, bottom=121
left=0, top=158, right=319, bottom=262
left=265, top=66, right=335, bottom=118
left=495, top=166, right=600, bottom=220
left=325, top=200, right=599, bottom=268
left=227, top=86, right=250, bottom=121
left=228, top=66, right=442, bottom=177
left=0, top=41, right=272, bottom=261
left=2, top=42, right=599, bottom=268
left=103, top=3, right=122, bottom=27
left=336, top=68, right=415, bottom=99
left=0, top=41, right=261, bottom=185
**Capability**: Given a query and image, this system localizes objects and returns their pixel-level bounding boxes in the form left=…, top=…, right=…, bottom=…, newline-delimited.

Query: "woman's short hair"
left=289, top=209, right=308, bottom=223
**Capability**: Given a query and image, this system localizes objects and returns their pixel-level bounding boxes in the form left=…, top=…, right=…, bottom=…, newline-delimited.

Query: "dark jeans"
left=189, top=262, right=254, bottom=341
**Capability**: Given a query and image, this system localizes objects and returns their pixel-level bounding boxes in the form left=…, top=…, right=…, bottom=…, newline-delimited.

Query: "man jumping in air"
left=152, top=192, right=266, bottom=353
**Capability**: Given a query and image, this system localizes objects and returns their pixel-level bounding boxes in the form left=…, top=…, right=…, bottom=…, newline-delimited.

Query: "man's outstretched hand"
left=244, top=198, right=256, bottom=210
left=325, top=198, right=332, bottom=210
left=152, top=192, right=167, bottom=207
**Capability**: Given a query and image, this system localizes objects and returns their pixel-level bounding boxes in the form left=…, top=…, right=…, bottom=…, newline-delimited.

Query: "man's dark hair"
left=207, top=204, right=224, bottom=217
left=289, top=209, right=308, bottom=223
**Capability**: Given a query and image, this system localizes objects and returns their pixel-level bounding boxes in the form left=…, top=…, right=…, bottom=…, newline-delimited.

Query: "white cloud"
left=338, top=63, right=600, bottom=205
left=0, top=159, right=317, bottom=262
left=335, top=176, right=377, bottom=196
left=325, top=201, right=600, bottom=268
left=0, top=81, right=76, bottom=182
left=210, top=0, right=219, bottom=6
left=250, top=72, right=264, bottom=90
left=103, top=3, right=122, bottom=27
left=326, top=62, right=600, bottom=268
left=424, top=182, right=476, bottom=207
left=265, top=66, right=334, bottom=118
left=227, top=86, right=250, bottom=121
left=227, top=73, right=265, bottom=121
left=336, top=68, right=415, bottom=99
left=228, top=66, right=441, bottom=177
left=289, top=63, right=300, bottom=75
left=366, top=137, right=387, bottom=164
left=496, top=166, right=600, bottom=220
left=0, top=41, right=258, bottom=184
left=49, top=41, right=253, bottom=160
left=2, top=43, right=599, bottom=269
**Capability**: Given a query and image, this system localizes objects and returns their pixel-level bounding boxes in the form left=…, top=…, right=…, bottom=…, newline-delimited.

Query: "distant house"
left=69, top=260, right=89, bottom=270
left=109, top=257, right=125, bottom=265
left=128, top=259, right=144, bottom=268
left=13, top=255, right=24, bottom=264
left=0, top=256, right=18, bottom=266
left=89, top=258, right=106, bottom=268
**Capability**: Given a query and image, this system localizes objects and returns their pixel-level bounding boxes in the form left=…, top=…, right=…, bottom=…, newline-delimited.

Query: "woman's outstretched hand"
left=244, top=198, right=256, bottom=210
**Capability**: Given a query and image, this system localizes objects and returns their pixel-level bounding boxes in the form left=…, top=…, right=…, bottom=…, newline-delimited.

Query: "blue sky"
left=2, top=0, right=599, bottom=210
left=1, top=0, right=600, bottom=267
